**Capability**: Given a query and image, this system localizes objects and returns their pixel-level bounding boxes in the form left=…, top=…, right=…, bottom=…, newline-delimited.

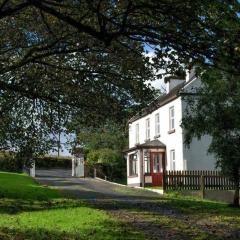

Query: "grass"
left=109, top=188, right=240, bottom=239
left=1, top=171, right=239, bottom=239
left=145, top=186, right=163, bottom=191
left=163, top=191, right=240, bottom=228
left=112, top=186, right=146, bottom=195
left=0, top=171, right=144, bottom=240
left=0, top=171, right=60, bottom=200
left=136, top=191, right=240, bottom=239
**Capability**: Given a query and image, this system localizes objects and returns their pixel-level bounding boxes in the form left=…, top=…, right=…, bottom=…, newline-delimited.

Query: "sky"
left=145, top=51, right=166, bottom=91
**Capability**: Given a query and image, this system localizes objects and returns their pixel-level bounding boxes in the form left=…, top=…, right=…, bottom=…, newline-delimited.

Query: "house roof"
left=125, top=139, right=166, bottom=153
left=129, top=81, right=186, bottom=124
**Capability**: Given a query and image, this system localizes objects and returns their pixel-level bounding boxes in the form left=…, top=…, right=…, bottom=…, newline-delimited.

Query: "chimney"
left=164, top=76, right=185, bottom=94
left=186, top=66, right=196, bottom=82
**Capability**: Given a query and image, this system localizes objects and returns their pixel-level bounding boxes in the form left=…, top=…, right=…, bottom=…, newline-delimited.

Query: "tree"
left=1, top=1, right=239, bottom=104
left=181, top=4, right=240, bottom=207
left=0, top=1, right=239, bottom=169
left=182, top=66, right=240, bottom=207
left=76, top=122, right=128, bottom=180
left=0, top=94, right=66, bottom=166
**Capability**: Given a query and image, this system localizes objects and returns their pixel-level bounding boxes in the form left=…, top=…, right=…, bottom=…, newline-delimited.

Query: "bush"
left=0, top=152, right=72, bottom=171
left=35, top=156, right=72, bottom=169
left=0, top=152, right=22, bottom=172
left=86, top=148, right=126, bottom=180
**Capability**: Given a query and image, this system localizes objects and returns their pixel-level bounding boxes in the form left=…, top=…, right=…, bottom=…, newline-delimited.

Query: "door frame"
left=150, top=151, right=166, bottom=186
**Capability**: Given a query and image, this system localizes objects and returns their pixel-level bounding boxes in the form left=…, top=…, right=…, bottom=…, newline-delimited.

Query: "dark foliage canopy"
left=0, top=0, right=239, bottom=158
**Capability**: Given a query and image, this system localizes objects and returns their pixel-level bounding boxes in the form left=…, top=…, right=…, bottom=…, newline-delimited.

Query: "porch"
left=126, top=140, right=166, bottom=187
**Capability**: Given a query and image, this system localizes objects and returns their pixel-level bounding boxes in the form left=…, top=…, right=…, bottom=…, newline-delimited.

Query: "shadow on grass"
left=0, top=220, right=142, bottom=240
left=161, top=192, right=240, bottom=217
left=80, top=194, right=240, bottom=220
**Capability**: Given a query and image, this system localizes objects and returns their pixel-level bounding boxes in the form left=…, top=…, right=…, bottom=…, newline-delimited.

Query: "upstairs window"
left=129, top=154, right=137, bottom=176
left=169, top=106, right=175, bottom=130
left=155, top=113, right=160, bottom=136
left=145, top=118, right=150, bottom=140
left=135, top=123, right=139, bottom=144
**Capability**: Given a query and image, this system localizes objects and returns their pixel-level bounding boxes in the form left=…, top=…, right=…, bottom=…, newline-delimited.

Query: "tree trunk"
left=57, top=131, right=61, bottom=157
left=233, top=182, right=239, bottom=207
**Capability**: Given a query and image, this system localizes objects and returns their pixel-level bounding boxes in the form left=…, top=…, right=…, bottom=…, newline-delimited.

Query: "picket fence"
left=163, top=170, right=236, bottom=191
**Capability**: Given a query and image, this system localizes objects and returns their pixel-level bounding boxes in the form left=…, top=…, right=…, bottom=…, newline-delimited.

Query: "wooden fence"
left=163, top=170, right=236, bottom=191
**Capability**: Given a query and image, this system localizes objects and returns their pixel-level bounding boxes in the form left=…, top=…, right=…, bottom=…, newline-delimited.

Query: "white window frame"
left=135, top=123, right=139, bottom=144
left=144, top=151, right=150, bottom=174
left=145, top=118, right=150, bottom=140
left=170, top=149, right=176, bottom=170
left=169, top=106, right=175, bottom=130
left=129, top=154, right=138, bottom=176
left=155, top=113, right=160, bottom=136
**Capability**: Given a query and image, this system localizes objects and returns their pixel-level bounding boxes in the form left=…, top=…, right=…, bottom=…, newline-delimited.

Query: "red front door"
left=150, top=152, right=164, bottom=186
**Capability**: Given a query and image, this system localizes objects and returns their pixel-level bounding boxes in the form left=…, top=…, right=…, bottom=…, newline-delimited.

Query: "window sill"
left=154, top=134, right=161, bottom=139
left=128, top=174, right=138, bottom=178
left=168, top=129, right=175, bottom=134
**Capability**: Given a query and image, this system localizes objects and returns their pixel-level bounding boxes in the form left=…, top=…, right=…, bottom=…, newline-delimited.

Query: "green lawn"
left=0, top=171, right=143, bottom=240
left=163, top=191, right=240, bottom=228
left=141, top=191, right=240, bottom=239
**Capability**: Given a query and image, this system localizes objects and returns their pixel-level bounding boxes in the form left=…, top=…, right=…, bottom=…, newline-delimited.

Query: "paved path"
left=36, top=169, right=160, bottom=201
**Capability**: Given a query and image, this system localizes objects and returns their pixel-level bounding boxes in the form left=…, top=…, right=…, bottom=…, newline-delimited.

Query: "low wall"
left=178, top=190, right=239, bottom=204
left=205, top=190, right=237, bottom=204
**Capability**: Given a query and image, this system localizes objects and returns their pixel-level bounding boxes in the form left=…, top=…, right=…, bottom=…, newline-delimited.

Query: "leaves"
left=0, top=1, right=240, bottom=168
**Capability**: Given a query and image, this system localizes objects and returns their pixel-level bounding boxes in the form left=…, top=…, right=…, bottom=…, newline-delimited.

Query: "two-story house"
left=126, top=71, right=215, bottom=187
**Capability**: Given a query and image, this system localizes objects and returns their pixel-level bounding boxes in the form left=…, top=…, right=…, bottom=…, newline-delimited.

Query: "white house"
left=126, top=71, right=215, bottom=187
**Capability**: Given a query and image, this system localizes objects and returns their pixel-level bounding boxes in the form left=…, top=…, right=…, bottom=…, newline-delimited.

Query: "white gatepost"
left=72, top=154, right=84, bottom=177
left=72, top=158, right=75, bottom=177
left=30, top=160, right=35, bottom=177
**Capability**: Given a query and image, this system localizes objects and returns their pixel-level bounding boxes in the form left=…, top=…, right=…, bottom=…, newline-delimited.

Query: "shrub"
left=0, top=152, right=22, bottom=172
left=35, top=156, right=72, bottom=169
left=0, top=153, right=72, bottom=171
left=86, top=148, right=126, bottom=180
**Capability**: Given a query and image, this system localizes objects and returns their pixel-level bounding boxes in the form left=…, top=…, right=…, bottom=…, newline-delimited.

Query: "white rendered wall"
left=181, top=78, right=216, bottom=170
left=129, top=97, right=185, bottom=171
left=183, top=136, right=216, bottom=170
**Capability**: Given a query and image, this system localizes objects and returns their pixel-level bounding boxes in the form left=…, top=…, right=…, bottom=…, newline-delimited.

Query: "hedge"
left=35, top=156, right=72, bottom=169
left=0, top=152, right=72, bottom=171
left=0, top=152, right=22, bottom=172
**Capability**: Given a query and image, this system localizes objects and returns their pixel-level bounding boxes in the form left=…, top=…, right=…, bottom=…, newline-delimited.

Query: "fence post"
left=162, top=170, right=166, bottom=192
left=94, top=168, right=97, bottom=178
left=200, top=175, right=205, bottom=199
